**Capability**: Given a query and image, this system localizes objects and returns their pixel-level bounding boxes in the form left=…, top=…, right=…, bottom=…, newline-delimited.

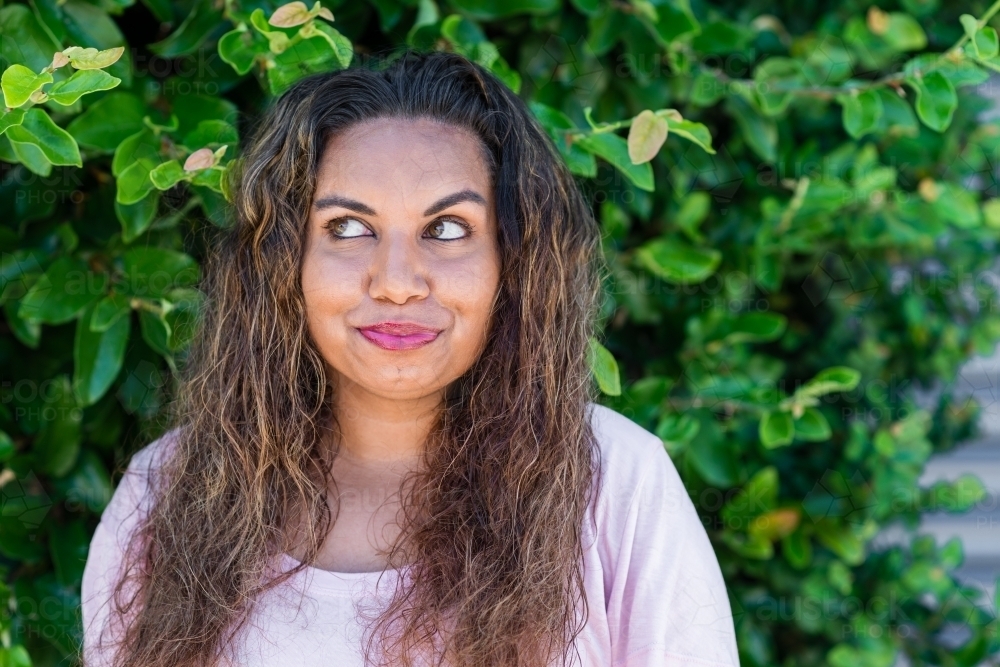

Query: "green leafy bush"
left=2, top=0, right=1000, bottom=665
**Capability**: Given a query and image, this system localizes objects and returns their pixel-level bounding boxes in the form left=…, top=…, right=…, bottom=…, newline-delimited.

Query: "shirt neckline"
left=279, top=552, right=406, bottom=595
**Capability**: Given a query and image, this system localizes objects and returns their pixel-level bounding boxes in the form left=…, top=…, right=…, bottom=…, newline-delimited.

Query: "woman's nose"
left=367, top=230, right=430, bottom=304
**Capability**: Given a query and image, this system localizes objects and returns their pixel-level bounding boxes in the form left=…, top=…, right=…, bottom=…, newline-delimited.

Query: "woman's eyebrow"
left=313, top=189, right=488, bottom=217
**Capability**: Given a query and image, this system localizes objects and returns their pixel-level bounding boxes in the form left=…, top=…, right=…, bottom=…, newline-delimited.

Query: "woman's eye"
left=426, top=218, right=469, bottom=241
left=329, top=218, right=371, bottom=239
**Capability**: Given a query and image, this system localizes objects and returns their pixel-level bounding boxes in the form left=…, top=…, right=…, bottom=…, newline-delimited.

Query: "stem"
left=953, top=0, right=1000, bottom=50
left=775, top=177, right=811, bottom=234
left=130, top=298, right=164, bottom=316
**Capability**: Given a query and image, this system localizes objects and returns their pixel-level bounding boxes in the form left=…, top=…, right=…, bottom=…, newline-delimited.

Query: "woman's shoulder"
left=583, top=403, right=741, bottom=667
left=100, top=426, right=184, bottom=527
left=128, top=425, right=183, bottom=471
left=586, top=402, right=686, bottom=507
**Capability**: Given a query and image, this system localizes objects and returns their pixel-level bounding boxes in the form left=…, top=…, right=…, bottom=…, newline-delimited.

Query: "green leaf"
left=906, top=71, right=957, bottom=132
left=250, top=7, right=277, bottom=34
left=7, top=133, right=54, bottom=176
left=139, top=0, right=173, bottom=22
left=664, top=116, right=715, bottom=154
left=50, top=518, right=90, bottom=587
left=0, top=430, right=13, bottom=463
left=121, top=247, right=200, bottom=298
left=587, top=337, right=621, bottom=396
left=148, top=0, right=222, bottom=57
left=313, top=23, right=353, bottom=67
left=0, top=4, right=62, bottom=71
left=170, top=94, right=238, bottom=138
left=4, top=298, right=42, bottom=348
left=529, top=102, right=596, bottom=176
left=643, top=2, right=699, bottom=44
left=149, top=159, right=189, bottom=190
left=984, top=199, right=1000, bottom=229
left=874, top=86, right=919, bottom=136
left=686, top=412, right=739, bottom=486
left=574, top=131, right=654, bottom=191
left=32, top=375, right=83, bottom=477
left=116, top=157, right=160, bottom=205
left=939, top=536, right=964, bottom=570
left=724, top=312, right=788, bottom=344
left=692, top=20, right=751, bottom=54
left=116, top=190, right=161, bottom=243
left=190, top=166, right=224, bottom=192
left=656, top=413, right=700, bottom=449
left=727, top=95, right=776, bottom=162
left=218, top=24, right=266, bottom=75
left=182, top=120, right=238, bottom=151
left=794, top=407, right=832, bottom=442
left=960, top=14, right=979, bottom=39
left=881, top=13, right=927, bottom=51
left=266, top=31, right=350, bottom=96
left=674, top=191, right=710, bottom=243
left=138, top=308, right=172, bottom=356
left=74, top=300, right=130, bottom=405
left=722, top=465, right=777, bottom=524
left=67, top=92, right=147, bottom=152
left=5, top=108, right=82, bottom=167
left=447, top=0, right=559, bottom=20
left=760, top=410, right=794, bottom=448
left=0, top=107, right=26, bottom=135
left=815, top=522, right=864, bottom=565
left=798, top=366, right=862, bottom=398
left=635, top=237, right=721, bottom=283
left=933, top=182, right=982, bottom=228
left=975, top=27, right=1000, bottom=59
left=1, top=64, right=54, bottom=108
left=18, top=257, right=107, bottom=324
left=112, top=127, right=158, bottom=176
left=90, top=292, right=131, bottom=331
left=46, top=69, right=121, bottom=105
left=781, top=530, right=812, bottom=569
left=753, top=57, right=801, bottom=116
left=840, top=89, right=883, bottom=138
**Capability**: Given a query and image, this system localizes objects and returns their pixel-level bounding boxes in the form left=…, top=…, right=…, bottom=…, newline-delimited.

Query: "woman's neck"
left=330, top=379, right=442, bottom=465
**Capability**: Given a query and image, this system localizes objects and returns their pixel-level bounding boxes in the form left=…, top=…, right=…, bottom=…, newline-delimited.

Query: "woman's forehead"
left=314, top=120, right=493, bottom=197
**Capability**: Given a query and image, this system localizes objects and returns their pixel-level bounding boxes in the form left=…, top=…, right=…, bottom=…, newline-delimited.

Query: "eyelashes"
left=322, top=216, right=473, bottom=241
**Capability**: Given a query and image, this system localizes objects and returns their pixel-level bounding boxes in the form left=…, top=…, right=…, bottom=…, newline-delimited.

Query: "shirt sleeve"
left=604, top=438, right=740, bottom=667
left=80, top=430, right=178, bottom=667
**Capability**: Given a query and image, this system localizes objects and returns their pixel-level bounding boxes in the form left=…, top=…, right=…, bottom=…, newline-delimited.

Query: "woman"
left=81, top=49, right=739, bottom=667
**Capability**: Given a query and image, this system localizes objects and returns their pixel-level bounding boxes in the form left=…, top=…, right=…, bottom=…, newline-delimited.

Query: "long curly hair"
left=98, top=48, right=606, bottom=667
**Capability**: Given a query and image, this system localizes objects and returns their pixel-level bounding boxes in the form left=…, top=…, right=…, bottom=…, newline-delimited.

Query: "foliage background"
left=2, top=0, right=1000, bottom=665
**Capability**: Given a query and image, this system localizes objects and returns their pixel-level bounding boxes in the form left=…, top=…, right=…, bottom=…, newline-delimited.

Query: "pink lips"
left=357, top=322, right=441, bottom=351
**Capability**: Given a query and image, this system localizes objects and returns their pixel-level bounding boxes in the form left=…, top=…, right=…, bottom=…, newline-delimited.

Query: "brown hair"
left=98, top=48, right=605, bottom=667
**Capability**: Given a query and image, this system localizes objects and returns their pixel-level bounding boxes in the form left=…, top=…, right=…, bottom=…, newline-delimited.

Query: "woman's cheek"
left=434, top=256, right=497, bottom=306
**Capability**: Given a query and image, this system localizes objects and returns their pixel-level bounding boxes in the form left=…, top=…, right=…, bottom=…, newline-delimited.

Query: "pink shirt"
left=81, top=403, right=740, bottom=667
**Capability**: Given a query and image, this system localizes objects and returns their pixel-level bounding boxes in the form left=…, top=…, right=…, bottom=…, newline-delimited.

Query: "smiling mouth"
left=357, top=328, right=440, bottom=351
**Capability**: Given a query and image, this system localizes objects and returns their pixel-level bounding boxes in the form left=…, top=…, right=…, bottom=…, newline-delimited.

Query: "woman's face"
left=302, top=117, right=501, bottom=402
